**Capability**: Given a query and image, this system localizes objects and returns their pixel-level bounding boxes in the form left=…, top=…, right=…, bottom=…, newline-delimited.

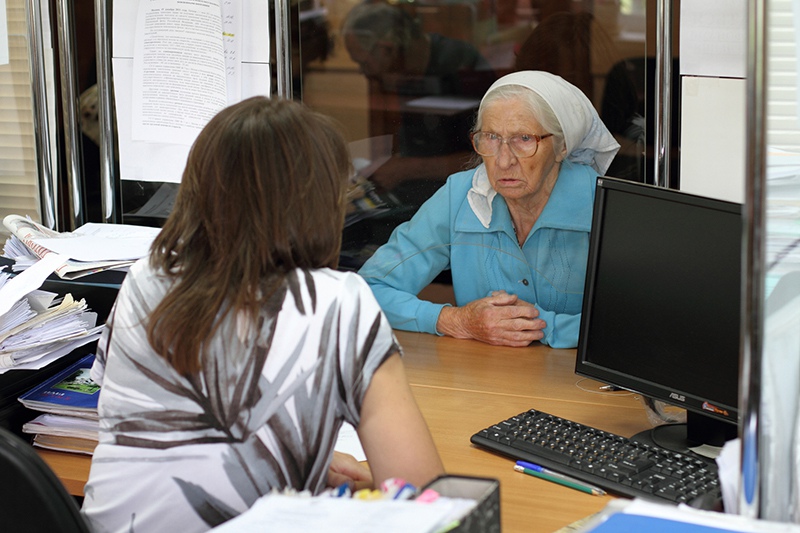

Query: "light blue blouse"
left=358, top=163, right=598, bottom=349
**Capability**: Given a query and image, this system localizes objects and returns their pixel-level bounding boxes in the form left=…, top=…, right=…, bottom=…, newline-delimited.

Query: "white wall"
left=677, top=0, right=747, bottom=203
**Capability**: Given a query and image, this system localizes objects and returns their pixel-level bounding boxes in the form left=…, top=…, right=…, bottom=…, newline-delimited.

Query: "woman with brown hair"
left=81, top=96, right=443, bottom=532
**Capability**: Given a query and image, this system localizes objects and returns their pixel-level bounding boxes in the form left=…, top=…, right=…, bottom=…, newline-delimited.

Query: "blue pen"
left=514, top=460, right=606, bottom=496
left=516, top=460, right=550, bottom=473
left=333, top=482, right=352, bottom=498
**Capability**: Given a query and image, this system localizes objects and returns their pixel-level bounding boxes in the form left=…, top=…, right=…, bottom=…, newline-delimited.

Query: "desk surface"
left=39, top=331, right=654, bottom=532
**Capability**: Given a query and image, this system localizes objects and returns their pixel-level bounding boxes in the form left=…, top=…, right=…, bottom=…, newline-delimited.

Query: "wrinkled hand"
left=436, top=291, right=546, bottom=347
left=327, top=451, right=373, bottom=491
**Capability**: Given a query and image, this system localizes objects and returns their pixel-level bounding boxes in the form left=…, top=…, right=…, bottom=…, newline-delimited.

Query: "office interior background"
left=1, top=0, right=800, bottom=521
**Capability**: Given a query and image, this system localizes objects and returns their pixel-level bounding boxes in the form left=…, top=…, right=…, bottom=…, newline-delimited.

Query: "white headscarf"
left=480, top=70, right=620, bottom=175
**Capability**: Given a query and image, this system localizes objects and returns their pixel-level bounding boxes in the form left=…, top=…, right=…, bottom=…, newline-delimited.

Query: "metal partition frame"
left=25, top=0, right=57, bottom=230
left=740, top=0, right=767, bottom=519
left=54, top=0, right=85, bottom=230
left=654, top=0, right=674, bottom=188
left=94, top=0, right=121, bottom=224
left=274, top=0, right=292, bottom=98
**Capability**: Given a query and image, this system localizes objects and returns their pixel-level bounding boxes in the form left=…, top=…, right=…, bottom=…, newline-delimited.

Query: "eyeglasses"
left=470, top=132, right=554, bottom=158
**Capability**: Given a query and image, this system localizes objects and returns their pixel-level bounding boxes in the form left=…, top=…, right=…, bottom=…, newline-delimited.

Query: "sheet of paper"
left=716, top=438, right=740, bottom=515
left=114, top=0, right=269, bottom=62
left=25, top=290, right=59, bottom=313
left=0, top=253, right=66, bottom=316
left=131, top=0, right=228, bottom=146
left=0, top=0, right=8, bottom=65
left=334, top=422, right=365, bottom=462
left=210, top=493, right=471, bottom=533
left=115, top=58, right=190, bottom=183
left=679, top=76, right=746, bottom=204
left=0, top=333, right=100, bottom=374
left=679, top=0, right=746, bottom=78
left=242, top=1, right=270, bottom=62
left=114, top=58, right=270, bottom=183
left=0, top=299, right=34, bottom=335
left=113, top=0, right=270, bottom=182
left=33, top=223, right=161, bottom=262
left=222, top=0, right=242, bottom=104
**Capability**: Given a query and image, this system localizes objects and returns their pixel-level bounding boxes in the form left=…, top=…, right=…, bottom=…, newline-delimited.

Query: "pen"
left=513, top=461, right=607, bottom=496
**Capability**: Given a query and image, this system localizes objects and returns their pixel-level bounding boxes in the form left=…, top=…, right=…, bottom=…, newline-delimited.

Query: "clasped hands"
left=436, top=290, right=546, bottom=347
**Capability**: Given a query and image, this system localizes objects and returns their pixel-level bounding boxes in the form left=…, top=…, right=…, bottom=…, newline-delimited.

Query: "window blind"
left=0, top=0, right=40, bottom=242
left=768, top=0, right=800, bottom=151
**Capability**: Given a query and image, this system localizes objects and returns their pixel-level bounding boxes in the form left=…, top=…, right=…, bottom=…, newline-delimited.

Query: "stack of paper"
left=2, top=214, right=160, bottom=279
left=0, top=255, right=102, bottom=371
left=19, top=354, right=100, bottom=455
left=210, top=493, right=476, bottom=533
left=22, top=415, right=99, bottom=455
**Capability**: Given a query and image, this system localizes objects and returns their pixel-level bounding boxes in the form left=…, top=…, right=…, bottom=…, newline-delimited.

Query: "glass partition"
left=298, top=0, right=653, bottom=269
left=73, top=0, right=659, bottom=270
left=756, top=0, right=800, bottom=522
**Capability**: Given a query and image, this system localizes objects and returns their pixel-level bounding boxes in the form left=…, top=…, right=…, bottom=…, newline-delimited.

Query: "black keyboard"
left=471, top=408, right=721, bottom=508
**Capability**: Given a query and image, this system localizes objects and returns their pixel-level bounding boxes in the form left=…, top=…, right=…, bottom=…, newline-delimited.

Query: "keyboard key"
left=510, top=439, right=571, bottom=465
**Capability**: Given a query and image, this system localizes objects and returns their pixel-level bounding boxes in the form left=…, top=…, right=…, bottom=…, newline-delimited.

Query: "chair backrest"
left=0, top=426, right=90, bottom=533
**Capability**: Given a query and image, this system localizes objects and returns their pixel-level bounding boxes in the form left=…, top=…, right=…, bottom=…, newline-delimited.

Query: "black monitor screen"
left=575, top=178, right=742, bottom=437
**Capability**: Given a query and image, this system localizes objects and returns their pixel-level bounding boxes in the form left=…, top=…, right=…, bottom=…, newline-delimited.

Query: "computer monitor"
left=575, top=177, right=742, bottom=454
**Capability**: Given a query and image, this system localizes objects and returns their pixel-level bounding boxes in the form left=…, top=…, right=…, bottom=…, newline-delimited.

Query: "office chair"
left=0, top=426, right=90, bottom=532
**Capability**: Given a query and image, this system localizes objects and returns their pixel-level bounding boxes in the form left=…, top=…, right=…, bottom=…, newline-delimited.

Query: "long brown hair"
left=146, top=96, right=351, bottom=375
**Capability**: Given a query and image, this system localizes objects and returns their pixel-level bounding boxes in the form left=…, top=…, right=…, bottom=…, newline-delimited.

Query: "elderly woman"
left=358, top=71, right=620, bottom=349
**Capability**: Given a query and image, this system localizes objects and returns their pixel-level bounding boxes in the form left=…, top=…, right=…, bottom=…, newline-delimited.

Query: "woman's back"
left=82, top=260, right=399, bottom=532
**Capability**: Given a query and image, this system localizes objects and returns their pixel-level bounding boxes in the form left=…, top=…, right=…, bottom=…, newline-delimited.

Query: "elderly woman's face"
left=480, top=97, right=562, bottom=203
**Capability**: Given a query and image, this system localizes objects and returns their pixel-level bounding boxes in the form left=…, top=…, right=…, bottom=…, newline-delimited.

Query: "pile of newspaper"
left=0, top=256, right=102, bottom=372
left=2, top=214, right=160, bottom=279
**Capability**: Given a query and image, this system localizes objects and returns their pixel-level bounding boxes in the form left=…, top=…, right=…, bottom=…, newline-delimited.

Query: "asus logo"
left=669, top=392, right=686, bottom=402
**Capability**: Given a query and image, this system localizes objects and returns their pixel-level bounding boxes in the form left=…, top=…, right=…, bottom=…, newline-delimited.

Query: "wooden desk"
left=39, top=331, right=654, bottom=532
left=395, top=331, right=652, bottom=532
left=38, top=448, right=91, bottom=497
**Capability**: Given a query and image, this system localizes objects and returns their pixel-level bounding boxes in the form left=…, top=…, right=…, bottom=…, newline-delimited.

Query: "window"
left=0, top=0, right=41, bottom=240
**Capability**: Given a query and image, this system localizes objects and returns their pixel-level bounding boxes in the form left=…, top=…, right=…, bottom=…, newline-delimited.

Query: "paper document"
left=334, top=422, right=365, bottom=461
left=0, top=0, right=8, bottom=65
left=0, top=335, right=100, bottom=374
left=114, top=0, right=270, bottom=182
left=0, top=292, right=101, bottom=369
left=23, top=414, right=99, bottom=440
left=33, top=223, right=161, bottom=262
left=222, top=0, right=242, bottom=104
left=679, top=0, right=746, bottom=78
left=3, top=215, right=154, bottom=278
left=0, top=253, right=66, bottom=316
left=210, top=493, right=475, bottom=533
left=132, top=0, right=228, bottom=146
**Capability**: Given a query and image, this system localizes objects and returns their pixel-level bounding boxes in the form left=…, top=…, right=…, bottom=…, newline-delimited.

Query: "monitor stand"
left=630, top=410, right=738, bottom=459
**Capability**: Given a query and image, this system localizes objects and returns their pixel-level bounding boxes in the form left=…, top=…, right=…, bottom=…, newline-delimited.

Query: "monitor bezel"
left=574, top=177, right=742, bottom=428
